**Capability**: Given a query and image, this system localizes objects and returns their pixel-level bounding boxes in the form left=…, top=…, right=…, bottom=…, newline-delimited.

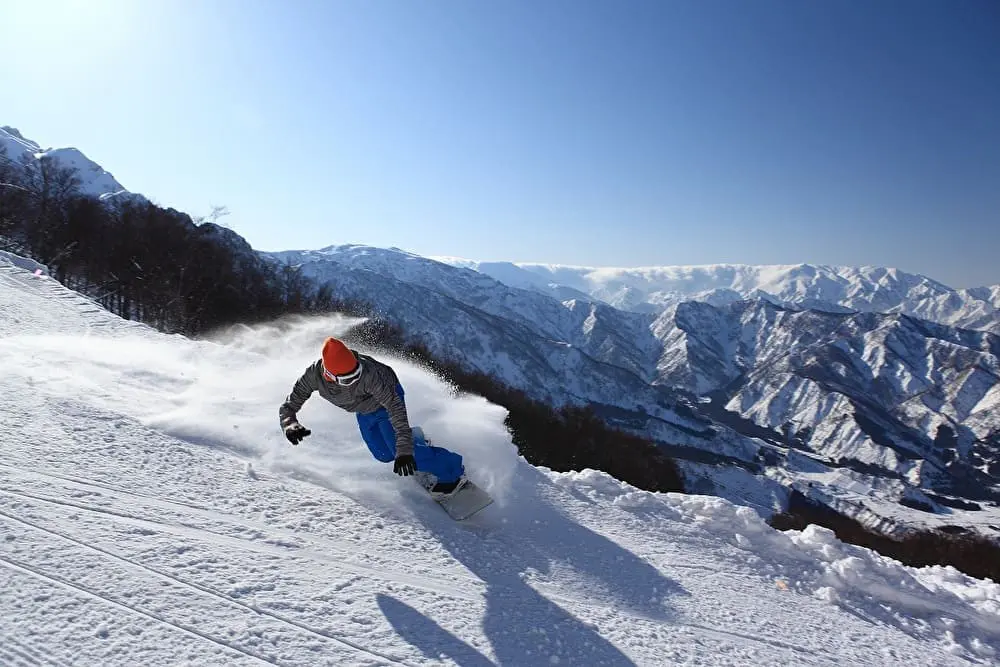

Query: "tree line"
left=0, top=145, right=342, bottom=334
left=771, top=491, right=1000, bottom=582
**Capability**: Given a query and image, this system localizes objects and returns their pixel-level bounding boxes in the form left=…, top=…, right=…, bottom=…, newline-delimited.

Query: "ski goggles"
left=323, top=363, right=364, bottom=386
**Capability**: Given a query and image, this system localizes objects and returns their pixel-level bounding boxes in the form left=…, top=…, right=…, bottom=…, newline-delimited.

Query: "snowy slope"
left=3, top=253, right=1000, bottom=665
left=0, top=126, right=135, bottom=201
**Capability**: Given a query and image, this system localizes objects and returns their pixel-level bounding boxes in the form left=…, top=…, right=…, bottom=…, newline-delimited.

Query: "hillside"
left=3, top=252, right=1000, bottom=665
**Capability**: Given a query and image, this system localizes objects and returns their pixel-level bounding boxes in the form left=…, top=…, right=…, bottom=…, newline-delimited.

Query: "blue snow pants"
left=355, top=384, right=464, bottom=484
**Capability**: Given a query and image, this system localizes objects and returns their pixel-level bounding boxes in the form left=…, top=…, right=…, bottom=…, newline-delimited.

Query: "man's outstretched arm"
left=279, top=363, right=319, bottom=443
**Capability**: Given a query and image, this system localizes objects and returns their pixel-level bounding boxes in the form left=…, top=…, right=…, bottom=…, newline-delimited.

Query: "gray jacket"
left=278, top=352, right=414, bottom=456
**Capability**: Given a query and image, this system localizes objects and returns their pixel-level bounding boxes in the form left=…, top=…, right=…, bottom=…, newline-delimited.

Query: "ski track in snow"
left=2, top=255, right=1000, bottom=665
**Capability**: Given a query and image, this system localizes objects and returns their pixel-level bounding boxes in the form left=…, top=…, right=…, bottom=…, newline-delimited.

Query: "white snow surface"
left=3, top=254, right=1000, bottom=665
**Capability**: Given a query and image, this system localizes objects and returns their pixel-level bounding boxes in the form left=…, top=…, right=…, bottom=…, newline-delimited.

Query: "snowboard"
left=430, top=478, right=494, bottom=521
left=411, top=427, right=494, bottom=521
left=413, top=470, right=493, bottom=520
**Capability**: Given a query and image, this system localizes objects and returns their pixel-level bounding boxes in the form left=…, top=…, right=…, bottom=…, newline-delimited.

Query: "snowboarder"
left=279, top=337, right=467, bottom=496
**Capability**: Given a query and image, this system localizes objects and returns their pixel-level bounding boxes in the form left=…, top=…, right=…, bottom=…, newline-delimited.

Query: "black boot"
left=430, top=476, right=467, bottom=497
left=431, top=479, right=461, bottom=494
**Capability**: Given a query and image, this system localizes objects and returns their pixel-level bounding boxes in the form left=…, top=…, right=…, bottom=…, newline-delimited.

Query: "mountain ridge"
left=1, top=125, right=137, bottom=202
left=434, top=256, right=1000, bottom=333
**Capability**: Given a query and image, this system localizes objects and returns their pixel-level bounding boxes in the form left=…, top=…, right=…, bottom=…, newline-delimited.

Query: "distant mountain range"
left=6, top=124, right=999, bottom=537
left=434, top=258, right=1000, bottom=334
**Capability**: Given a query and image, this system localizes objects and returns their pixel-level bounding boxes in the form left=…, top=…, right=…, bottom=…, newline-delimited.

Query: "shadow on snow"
left=378, top=466, right=687, bottom=666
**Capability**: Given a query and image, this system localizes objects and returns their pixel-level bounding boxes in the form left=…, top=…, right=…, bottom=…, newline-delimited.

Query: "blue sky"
left=1, top=0, right=998, bottom=286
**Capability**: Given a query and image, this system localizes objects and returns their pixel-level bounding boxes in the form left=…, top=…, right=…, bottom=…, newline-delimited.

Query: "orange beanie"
left=321, top=337, right=358, bottom=375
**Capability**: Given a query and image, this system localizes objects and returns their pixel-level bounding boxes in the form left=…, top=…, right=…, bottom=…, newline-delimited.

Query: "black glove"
left=393, top=454, right=416, bottom=476
left=284, top=422, right=311, bottom=445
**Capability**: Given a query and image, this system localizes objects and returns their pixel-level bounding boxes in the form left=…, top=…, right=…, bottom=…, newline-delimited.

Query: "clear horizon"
left=1, top=0, right=998, bottom=287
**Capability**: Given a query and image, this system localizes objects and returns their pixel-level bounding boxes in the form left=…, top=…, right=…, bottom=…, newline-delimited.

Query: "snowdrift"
left=1, top=252, right=998, bottom=666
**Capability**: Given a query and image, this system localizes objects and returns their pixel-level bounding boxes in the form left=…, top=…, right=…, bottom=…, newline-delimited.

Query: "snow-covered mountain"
left=897, top=285, right=1000, bottom=333
left=273, top=245, right=1000, bottom=536
left=3, top=250, right=1000, bottom=666
left=659, top=300, right=1000, bottom=516
left=436, top=258, right=1000, bottom=334
left=0, top=126, right=136, bottom=201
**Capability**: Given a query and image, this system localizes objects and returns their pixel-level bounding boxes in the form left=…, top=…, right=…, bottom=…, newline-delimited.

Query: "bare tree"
left=193, top=204, right=231, bottom=228
left=0, top=145, right=32, bottom=244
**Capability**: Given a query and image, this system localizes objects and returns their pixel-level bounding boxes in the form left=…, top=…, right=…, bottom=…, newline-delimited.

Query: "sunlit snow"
left=2, top=252, right=999, bottom=665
